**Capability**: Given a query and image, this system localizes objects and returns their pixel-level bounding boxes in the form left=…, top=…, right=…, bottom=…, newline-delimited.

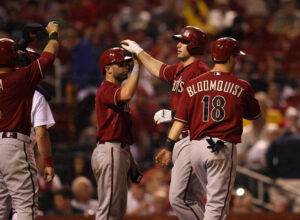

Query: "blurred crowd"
left=1, top=0, right=300, bottom=216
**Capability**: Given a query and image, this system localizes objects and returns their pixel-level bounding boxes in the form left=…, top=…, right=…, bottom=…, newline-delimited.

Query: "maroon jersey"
left=159, top=60, right=209, bottom=131
left=0, top=52, right=55, bottom=136
left=175, top=71, right=261, bottom=143
left=95, top=81, right=133, bottom=145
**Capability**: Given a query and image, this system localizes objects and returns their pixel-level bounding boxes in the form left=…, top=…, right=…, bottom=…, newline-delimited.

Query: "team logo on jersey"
left=172, top=76, right=185, bottom=93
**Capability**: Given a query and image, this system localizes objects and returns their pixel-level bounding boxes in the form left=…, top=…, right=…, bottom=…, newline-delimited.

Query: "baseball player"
left=156, top=37, right=261, bottom=220
left=11, top=89, right=56, bottom=220
left=91, top=47, right=142, bottom=220
left=0, top=21, right=59, bottom=220
left=121, top=26, right=209, bottom=220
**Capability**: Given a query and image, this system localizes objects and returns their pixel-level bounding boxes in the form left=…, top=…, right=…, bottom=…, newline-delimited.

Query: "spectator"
left=126, top=183, right=153, bottom=216
left=266, top=107, right=300, bottom=212
left=47, top=188, right=83, bottom=215
left=71, top=176, right=98, bottom=214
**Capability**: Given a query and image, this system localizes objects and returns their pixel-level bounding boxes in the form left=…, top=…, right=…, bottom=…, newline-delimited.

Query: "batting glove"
left=154, top=109, right=172, bottom=124
left=120, top=40, right=143, bottom=55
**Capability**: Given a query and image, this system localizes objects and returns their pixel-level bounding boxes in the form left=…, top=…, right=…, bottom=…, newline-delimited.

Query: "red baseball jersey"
left=159, top=60, right=209, bottom=131
left=175, top=71, right=261, bottom=143
left=95, top=81, right=133, bottom=145
left=0, top=52, right=55, bottom=136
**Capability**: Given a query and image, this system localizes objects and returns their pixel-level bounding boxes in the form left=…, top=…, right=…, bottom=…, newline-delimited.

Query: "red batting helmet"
left=211, top=37, right=245, bottom=62
left=99, top=47, right=133, bottom=74
left=0, top=38, right=18, bottom=67
left=172, top=26, right=208, bottom=56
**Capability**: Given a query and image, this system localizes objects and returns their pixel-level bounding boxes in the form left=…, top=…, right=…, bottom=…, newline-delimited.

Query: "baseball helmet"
left=99, top=47, right=133, bottom=74
left=172, top=26, right=208, bottom=56
left=211, top=37, right=245, bottom=62
left=0, top=38, right=18, bottom=67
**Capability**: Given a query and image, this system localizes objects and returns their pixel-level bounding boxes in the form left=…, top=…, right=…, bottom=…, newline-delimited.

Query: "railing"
left=236, top=165, right=300, bottom=212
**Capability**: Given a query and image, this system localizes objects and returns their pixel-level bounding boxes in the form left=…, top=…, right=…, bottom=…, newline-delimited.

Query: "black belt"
left=2, top=132, right=17, bottom=139
left=0, top=132, right=30, bottom=143
left=97, top=141, right=127, bottom=148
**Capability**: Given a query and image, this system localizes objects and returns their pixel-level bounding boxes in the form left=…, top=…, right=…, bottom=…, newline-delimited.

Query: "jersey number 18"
left=202, top=95, right=226, bottom=122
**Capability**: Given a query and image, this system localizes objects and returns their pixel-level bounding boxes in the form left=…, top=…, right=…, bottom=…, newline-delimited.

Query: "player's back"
left=183, top=71, right=260, bottom=143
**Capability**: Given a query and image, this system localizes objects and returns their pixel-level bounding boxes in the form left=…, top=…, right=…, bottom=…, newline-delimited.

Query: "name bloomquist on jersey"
left=186, top=78, right=245, bottom=98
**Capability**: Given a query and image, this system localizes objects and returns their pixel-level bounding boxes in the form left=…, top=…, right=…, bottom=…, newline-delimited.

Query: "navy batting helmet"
left=99, top=47, right=133, bottom=75
left=211, top=37, right=245, bottom=62
left=172, top=26, right=208, bottom=56
left=0, top=38, right=18, bottom=67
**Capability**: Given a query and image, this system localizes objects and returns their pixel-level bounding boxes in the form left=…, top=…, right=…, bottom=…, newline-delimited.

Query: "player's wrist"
left=49, top=31, right=58, bottom=41
left=44, top=156, right=54, bottom=167
left=164, top=137, right=176, bottom=152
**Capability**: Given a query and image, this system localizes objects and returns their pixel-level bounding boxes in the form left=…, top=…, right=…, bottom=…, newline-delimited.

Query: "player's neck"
left=182, top=56, right=198, bottom=67
left=106, top=76, right=122, bottom=86
left=211, top=63, right=233, bottom=73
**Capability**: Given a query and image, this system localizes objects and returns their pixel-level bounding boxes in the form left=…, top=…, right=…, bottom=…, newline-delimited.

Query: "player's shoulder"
left=186, top=71, right=211, bottom=85
left=237, top=78, right=252, bottom=88
left=97, top=81, right=119, bottom=95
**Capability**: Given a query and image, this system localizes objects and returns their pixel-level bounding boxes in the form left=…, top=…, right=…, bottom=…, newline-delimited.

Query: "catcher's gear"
left=211, top=37, right=245, bottom=62
left=120, top=40, right=143, bottom=55
left=0, top=38, right=18, bottom=67
left=172, top=26, right=208, bottom=56
left=154, top=109, right=173, bottom=124
left=206, top=137, right=225, bottom=153
left=18, top=23, right=45, bottom=51
left=99, top=47, right=133, bottom=75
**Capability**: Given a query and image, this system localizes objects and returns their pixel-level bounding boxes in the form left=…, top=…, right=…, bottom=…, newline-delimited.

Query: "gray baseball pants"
left=91, top=141, right=131, bottom=220
left=0, top=134, right=38, bottom=220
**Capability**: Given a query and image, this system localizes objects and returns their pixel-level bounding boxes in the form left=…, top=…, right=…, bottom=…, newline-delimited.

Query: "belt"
left=0, top=132, right=30, bottom=143
left=97, top=141, right=127, bottom=148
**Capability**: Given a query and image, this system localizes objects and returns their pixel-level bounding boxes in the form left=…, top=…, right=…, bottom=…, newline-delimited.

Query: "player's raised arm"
left=120, top=56, right=140, bottom=101
left=121, top=40, right=163, bottom=78
left=43, top=21, right=59, bottom=56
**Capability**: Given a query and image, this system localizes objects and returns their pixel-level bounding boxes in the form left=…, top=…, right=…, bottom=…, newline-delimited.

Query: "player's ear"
left=105, top=65, right=112, bottom=74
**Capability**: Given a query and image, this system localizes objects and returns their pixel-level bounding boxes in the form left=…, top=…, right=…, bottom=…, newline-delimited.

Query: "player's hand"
left=46, top=21, right=59, bottom=34
left=120, top=40, right=143, bottom=55
left=155, top=149, right=172, bottom=168
left=44, top=167, right=55, bottom=183
left=153, top=109, right=172, bottom=124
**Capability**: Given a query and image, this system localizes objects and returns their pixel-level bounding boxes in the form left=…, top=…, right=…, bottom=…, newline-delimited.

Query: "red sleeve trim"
left=174, top=117, right=188, bottom=124
left=244, top=112, right=262, bottom=120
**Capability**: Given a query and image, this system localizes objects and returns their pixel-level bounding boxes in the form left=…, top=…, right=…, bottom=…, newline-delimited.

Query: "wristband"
left=49, top=31, right=58, bottom=41
left=44, top=156, right=54, bottom=167
left=164, top=137, right=176, bottom=152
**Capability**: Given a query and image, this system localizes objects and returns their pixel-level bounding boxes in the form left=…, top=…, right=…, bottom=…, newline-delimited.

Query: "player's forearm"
left=137, top=50, right=164, bottom=78
left=35, top=126, right=53, bottom=158
left=168, top=121, right=185, bottom=141
left=120, top=64, right=140, bottom=101
left=43, top=40, right=59, bottom=56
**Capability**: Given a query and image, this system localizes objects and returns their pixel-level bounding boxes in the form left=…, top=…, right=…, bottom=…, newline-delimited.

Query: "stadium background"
left=1, top=0, right=300, bottom=218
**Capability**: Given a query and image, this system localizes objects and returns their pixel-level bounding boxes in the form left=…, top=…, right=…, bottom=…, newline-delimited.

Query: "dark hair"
left=54, top=187, right=74, bottom=199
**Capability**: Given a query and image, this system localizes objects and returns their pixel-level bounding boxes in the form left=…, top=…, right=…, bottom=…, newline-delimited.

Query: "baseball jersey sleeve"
left=159, top=64, right=177, bottom=84
left=101, top=83, right=123, bottom=107
left=243, top=85, right=261, bottom=120
left=23, top=52, right=55, bottom=87
left=31, top=91, right=55, bottom=129
left=173, top=88, right=189, bottom=124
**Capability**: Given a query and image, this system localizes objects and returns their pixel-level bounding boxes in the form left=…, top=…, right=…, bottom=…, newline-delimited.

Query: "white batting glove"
left=153, top=109, right=172, bottom=124
left=120, top=40, right=143, bottom=55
